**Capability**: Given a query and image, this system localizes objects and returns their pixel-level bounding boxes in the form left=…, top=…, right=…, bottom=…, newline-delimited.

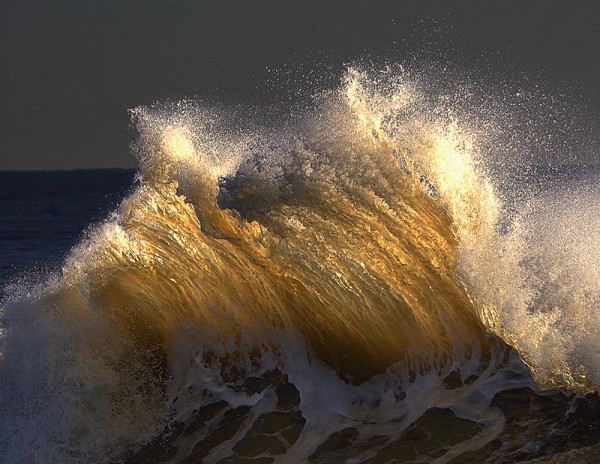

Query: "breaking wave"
left=1, top=65, right=598, bottom=463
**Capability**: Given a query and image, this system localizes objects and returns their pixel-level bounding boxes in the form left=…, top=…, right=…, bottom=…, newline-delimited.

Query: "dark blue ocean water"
left=0, top=169, right=135, bottom=298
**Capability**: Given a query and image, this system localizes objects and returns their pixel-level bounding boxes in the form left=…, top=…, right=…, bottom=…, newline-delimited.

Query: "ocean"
left=0, top=66, right=599, bottom=463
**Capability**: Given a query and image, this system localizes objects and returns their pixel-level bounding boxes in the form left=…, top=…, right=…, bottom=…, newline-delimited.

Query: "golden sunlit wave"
left=2, top=66, right=598, bottom=463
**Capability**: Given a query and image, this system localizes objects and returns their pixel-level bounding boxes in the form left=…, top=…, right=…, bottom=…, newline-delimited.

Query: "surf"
left=0, top=65, right=597, bottom=463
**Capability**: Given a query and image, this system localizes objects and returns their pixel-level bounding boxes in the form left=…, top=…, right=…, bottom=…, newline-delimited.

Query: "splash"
left=0, top=65, right=597, bottom=463
left=479, top=178, right=600, bottom=391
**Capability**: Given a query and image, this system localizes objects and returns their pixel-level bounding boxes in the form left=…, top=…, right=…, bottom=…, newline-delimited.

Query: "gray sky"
left=1, top=1, right=598, bottom=170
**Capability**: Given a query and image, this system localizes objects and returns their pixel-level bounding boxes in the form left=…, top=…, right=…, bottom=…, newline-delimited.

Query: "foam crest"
left=490, top=178, right=600, bottom=391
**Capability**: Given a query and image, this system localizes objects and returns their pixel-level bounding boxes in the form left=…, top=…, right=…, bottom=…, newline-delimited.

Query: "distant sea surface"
left=0, top=169, right=135, bottom=297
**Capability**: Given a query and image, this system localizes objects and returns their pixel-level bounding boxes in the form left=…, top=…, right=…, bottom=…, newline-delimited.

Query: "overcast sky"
left=1, top=1, right=598, bottom=170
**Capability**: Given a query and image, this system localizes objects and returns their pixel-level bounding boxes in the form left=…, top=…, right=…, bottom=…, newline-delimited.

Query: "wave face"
left=1, top=66, right=598, bottom=463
